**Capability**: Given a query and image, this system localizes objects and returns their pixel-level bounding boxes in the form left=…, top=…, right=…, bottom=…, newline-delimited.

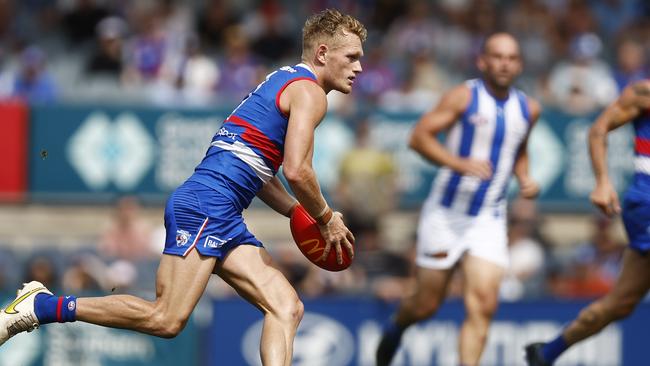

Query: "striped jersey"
left=426, top=79, right=533, bottom=217
left=631, top=107, right=650, bottom=192
left=188, top=63, right=317, bottom=210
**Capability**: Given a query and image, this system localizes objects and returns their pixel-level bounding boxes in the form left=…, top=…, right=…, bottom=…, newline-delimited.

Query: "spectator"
left=61, top=0, right=110, bottom=46
left=354, top=45, right=397, bottom=103
left=547, top=33, right=618, bottom=114
left=216, top=25, right=263, bottom=103
left=86, top=16, right=127, bottom=77
left=247, top=0, right=297, bottom=64
left=24, top=255, right=58, bottom=291
left=62, top=254, right=104, bottom=294
left=196, top=0, right=240, bottom=54
left=384, top=0, right=439, bottom=58
left=551, top=215, right=625, bottom=299
left=11, top=46, right=58, bottom=103
left=152, top=33, right=220, bottom=106
left=99, top=196, right=157, bottom=261
left=122, top=6, right=167, bottom=84
left=591, top=0, right=642, bottom=38
left=378, top=56, right=442, bottom=113
left=613, top=38, right=648, bottom=91
left=500, top=198, right=547, bottom=301
left=336, top=118, right=397, bottom=241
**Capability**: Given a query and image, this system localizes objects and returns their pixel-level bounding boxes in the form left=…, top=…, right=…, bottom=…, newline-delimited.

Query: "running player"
left=0, top=9, right=364, bottom=366
left=376, top=33, right=540, bottom=366
left=525, top=80, right=650, bottom=366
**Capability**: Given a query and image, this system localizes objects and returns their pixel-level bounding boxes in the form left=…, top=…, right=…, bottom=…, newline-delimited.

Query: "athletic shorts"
left=416, top=202, right=508, bottom=269
left=163, top=181, right=263, bottom=259
left=622, top=188, right=650, bottom=255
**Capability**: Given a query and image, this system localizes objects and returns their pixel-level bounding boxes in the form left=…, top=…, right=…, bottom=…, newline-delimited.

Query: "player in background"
left=376, top=33, right=541, bottom=366
left=525, top=80, right=650, bottom=366
left=0, top=9, right=363, bottom=366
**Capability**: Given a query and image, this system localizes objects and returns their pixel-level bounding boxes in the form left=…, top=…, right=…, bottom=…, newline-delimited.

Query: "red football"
left=289, top=205, right=352, bottom=272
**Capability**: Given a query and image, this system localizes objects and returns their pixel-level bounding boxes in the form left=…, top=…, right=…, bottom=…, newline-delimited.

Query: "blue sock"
left=34, top=293, right=77, bottom=325
left=542, top=334, right=568, bottom=363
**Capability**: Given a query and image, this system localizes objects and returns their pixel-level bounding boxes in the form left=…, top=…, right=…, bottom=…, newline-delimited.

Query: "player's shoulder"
left=276, top=64, right=316, bottom=79
left=281, top=76, right=326, bottom=116
left=439, top=83, right=472, bottom=112
left=526, top=96, right=542, bottom=121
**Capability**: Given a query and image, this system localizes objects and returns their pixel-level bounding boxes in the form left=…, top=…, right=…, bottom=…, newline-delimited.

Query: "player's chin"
left=335, top=84, right=353, bottom=94
left=496, top=76, right=514, bottom=86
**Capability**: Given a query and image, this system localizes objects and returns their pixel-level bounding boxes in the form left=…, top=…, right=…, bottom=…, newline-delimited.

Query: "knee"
left=468, top=290, right=499, bottom=320
left=149, top=308, right=190, bottom=339
left=269, top=294, right=304, bottom=327
left=610, top=297, right=639, bottom=321
left=410, top=294, right=442, bottom=321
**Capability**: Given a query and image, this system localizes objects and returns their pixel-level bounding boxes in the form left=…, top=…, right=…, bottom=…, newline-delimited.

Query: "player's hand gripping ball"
left=290, top=204, right=352, bottom=271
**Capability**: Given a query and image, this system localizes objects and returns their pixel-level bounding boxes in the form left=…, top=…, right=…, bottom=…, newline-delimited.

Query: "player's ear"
left=316, top=44, right=328, bottom=65
left=476, top=55, right=486, bottom=72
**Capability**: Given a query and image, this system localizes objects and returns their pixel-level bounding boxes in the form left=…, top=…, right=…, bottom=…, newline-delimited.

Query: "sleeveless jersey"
left=188, top=63, right=317, bottom=210
left=630, top=107, right=650, bottom=193
left=426, top=79, right=533, bottom=217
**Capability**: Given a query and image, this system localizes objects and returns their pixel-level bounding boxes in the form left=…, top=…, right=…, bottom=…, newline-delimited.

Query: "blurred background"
left=0, top=0, right=649, bottom=365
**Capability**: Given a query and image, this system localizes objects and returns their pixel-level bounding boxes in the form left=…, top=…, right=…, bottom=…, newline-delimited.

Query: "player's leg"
left=0, top=249, right=215, bottom=345
left=526, top=248, right=650, bottom=366
left=564, top=249, right=650, bottom=342
left=459, top=255, right=504, bottom=366
left=215, top=245, right=303, bottom=366
left=375, top=266, right=454, bottom=366
left=76, top=249, right=216, bottom=337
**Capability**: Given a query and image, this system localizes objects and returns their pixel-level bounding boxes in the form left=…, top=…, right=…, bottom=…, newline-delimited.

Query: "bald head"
left=482, top=33, right=520, bottom=56
left=478, top=32, right=522, bottom=90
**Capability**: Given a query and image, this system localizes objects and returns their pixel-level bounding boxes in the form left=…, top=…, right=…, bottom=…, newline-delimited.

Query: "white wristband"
left=316, top=205, right=329, bottom=219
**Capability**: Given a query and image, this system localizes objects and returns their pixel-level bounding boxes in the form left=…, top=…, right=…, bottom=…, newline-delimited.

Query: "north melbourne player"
left=376, top=33, right=541, bottom=366
left=0, top=9, right=363, bottom=366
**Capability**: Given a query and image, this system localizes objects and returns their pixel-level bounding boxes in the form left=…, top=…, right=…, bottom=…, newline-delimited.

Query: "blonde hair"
left=302, top=9, right=367, bottom=55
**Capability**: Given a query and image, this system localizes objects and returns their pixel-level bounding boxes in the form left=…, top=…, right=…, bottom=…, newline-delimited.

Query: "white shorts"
left=415, top=203, right=508, bottom=270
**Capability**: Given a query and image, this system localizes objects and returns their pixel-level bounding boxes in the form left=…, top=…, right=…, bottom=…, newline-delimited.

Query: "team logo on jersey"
left=217, top=127, right=238, bottom=140
left=469, top=114, right=490, bottom=126
left=176, top=230, right=191, bottom=247
left=204, top=236, right=230, bottom=249
left=280, top=66, right=297, bottom=73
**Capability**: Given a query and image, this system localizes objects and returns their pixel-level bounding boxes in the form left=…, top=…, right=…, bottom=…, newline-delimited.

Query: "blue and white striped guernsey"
left=427, top=79, right=533, bottom=217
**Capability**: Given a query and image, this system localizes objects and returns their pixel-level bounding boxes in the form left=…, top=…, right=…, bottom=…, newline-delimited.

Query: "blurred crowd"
left=0, top=179, right=629, bottom=303
left=0, top=0, right=648, bottom=114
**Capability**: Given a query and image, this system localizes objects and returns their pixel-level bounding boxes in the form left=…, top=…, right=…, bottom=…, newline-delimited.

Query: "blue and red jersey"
left=188, top=63, right=317, bottom=210
left=631, top=108, right=650, bottom=193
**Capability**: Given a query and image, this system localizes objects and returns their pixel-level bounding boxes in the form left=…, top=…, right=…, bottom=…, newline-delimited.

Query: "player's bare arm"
left=409, top=85, right=493, bottom=180
left=513, top=98, right=541, bottom=199
left=281, top=80, right=354, bottom=264
left=588, top=80, right=650, bottom=215
left=256, top=176, right=298, bottom=218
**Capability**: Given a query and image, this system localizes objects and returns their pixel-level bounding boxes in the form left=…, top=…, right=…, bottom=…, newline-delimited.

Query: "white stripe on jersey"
left=211, top=140, right=273, bottom=183
left=428, top=79, right=530, bottom=215
left=634, top=155, right=650, bottom=175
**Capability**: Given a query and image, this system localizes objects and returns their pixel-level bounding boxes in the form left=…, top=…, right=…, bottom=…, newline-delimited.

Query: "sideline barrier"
left=1, top=295, right=646, bottom=365
left=208, top=297, right=647, bottom=366
left=0, top=312, right=199, bottom=366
